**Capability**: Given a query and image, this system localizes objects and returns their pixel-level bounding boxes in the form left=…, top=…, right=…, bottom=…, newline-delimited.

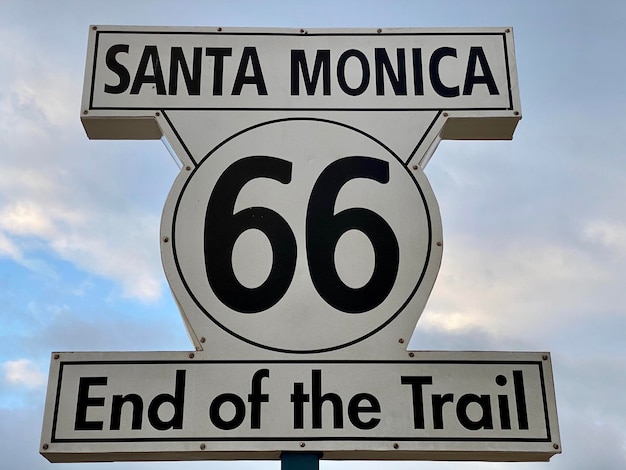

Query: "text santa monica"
left=103, top=44, right=500, bottom=98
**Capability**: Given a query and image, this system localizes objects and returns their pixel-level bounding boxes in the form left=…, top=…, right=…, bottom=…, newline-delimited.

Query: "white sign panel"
left=86, top=29, right=513, bottom=111
left=164, top=117, right=440, bottom=354
left=40, top=25, right=557, bottom=465
left=82, top=26, right=520, bottom=140
left=78, top=26, right=521, bottom=358
left=41, top=351, right=560, bottom=463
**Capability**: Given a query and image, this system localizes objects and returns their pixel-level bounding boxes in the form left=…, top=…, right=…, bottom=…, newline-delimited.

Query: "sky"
left=1, top=0, right=625, bottom=469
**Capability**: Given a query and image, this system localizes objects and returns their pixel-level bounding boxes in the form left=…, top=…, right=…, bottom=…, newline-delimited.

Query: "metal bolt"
left=200, top=337, right=206, bottom=343
left=299, top=442, right=306, bottom=448
left=542, top=355, right=548, bottom=360
left=53, top=353, right=60, bottom=360
left=300, top=29, right=305, bottom=34
left=92, top=26, right=97, bottom=31
left=553, top=443, right=559, bottom=450
left=83, top=110, right=88, bottom=115
left=200, top=443, right=206, bottom=450
left=436, top=241, right=442, bottom=247
left=393, top=443, right=399, bottom=449
left=185, top=166, right=191, bottom=171
left=514, top=111, right=520, bottom=116
left=43, top=444, right=49, bottom=450
left=408, top=352, right=415, bottom=358
left=377, top=29, right=382, bottom=33
left=506, top=28, right=511, bottom=33
left=443, top=112, right=449, bottom=117
left=217, top=27, right=222, bottom=32
left=189, top=352, right=195, bottom=359
left=162, top=236, right=169, bottom=243
left=398, top=338, right=404, bottom=344
left=155, top=112, right=160, bottom=117
left=412, top=164, right=418, bottom=170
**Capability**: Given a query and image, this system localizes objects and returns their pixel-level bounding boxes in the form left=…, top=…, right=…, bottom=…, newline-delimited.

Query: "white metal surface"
left=41, top=351, right=560, bottom=463
left=86, top=28, right=513, bottom=109
left=77, top=26, right=521, bottom=358
left=81, top=26, right=520, bottom=141
left=160, top=115, right=442, bottom=357
left=40, top=25, right=557, bottom=465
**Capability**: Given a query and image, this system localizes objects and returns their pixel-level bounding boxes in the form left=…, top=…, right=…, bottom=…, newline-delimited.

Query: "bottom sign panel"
left=41, top=351, right=560, bottom=462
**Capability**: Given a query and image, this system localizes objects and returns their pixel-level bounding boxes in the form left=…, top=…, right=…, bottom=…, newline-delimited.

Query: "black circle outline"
left=170, top=117, right=436, bottom=354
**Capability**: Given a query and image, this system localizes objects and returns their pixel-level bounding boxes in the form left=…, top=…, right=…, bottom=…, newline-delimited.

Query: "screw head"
left=53, top=353, right=60, bottom=360
left=542, top=354, right=549, bottom=360
left=553, top=443, right=560, bottom=450
left=412, top=164, right=418, bottom=170
left=200, top=337, right=206, bottom=343
left=398, top=338, right=405, bottom=344
left=299, top=442, right=306, bottom=448
left=393, top=443, right=399, bottom=449
left=408, top=352, right=415, bottom=358
left=188, top=352, right=195, bottom=359
left=200, top=443, right=206, bottom=450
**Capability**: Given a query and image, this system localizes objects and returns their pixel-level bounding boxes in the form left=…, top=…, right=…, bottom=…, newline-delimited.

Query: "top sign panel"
left=84, top=26, right=518, bottom=113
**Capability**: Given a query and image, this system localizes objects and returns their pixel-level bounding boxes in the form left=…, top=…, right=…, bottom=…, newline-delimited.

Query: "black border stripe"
left=51, top=359, right=551, bottom=444
left=94, top=30, right=514, bottom=38
left=406, top=111, right=442, bottom=165
left=87, top=30, right=515, bottom=112
left=88, top=106, right=513, bottom=112
left=161, top=110, right=196, bottom=166
left=502, top=32, right=515, bottom=111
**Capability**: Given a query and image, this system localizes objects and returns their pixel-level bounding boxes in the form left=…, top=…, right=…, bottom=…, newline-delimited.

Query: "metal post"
left=280, top=452, right=321, bottom=470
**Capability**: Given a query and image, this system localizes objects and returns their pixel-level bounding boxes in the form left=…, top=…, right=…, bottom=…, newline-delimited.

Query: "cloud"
left=49, top=213, right=164, bottom=300
left=0, top=183, right=167, bottom=303
left=555, top=410, right=626, bottom=469
left=0, top=199, right=163, bottom=300
left=583, top=220, right=626, bottom=255
left=0, top=202, right=59, bottom=238
left=0, top=26, right=174, bottom=302
left=0, top=35, right=78, bottom=145
left=2, top=359, right=45, bottom=388
left=421, top=234, right=608, bottom=338
left=0, top=231, right=21, bottom=259
left=12, top=73, right=76, bottom=129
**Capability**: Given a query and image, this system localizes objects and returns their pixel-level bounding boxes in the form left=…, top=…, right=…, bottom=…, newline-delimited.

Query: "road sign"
left=40, top=26, right=561, bottom=464
left=163, top=116, right=441, bottom=354
left=41, top=351, right=560, bottom=463
left=79, top=26, right=521, bottom=358
left=82, top=26, right=519, bottom=140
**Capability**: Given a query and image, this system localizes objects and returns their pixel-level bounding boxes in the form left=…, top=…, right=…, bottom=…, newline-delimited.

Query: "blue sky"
left=1, top=0, right=625, bottom=469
